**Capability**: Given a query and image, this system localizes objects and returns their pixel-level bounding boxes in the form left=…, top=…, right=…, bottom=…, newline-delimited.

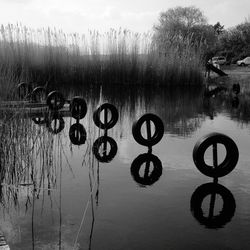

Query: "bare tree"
left=154, top=6, right=207, bottom=40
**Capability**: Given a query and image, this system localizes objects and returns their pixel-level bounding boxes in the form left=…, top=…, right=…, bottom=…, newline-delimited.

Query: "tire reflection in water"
left=92, top=136, right=117, bottom=163
left=46, top=112, right=65, bottom=134
left=191, top=133, right=238, bottom=228
left=32, top=111, right=65, bottom=134
left=190, top=181, right=236, bottom=229
left=92, top=103, right=119, bottom=163
left=69, top=122, right=87, bottom=146
left=130, top=152, right=162, bottom=186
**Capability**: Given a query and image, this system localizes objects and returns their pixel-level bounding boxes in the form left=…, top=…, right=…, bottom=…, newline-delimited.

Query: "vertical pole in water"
left=103, top=108, right=108, bottom=156
left=146, top=120, right=152, bottom=141
left=104, top=107, right=108, bottom=131
left=209, top=143, right=218, bottom=219
left=213, top=143, right=218, bottom=168
left=54, top=117, right=58, bottom=133
left=144, top=120, right=152, bottom=178
left=76, top=119, right=80, bottom=142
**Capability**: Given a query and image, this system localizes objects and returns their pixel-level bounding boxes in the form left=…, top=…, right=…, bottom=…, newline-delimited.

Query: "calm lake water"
left=2, top=80, right=250, bottom=250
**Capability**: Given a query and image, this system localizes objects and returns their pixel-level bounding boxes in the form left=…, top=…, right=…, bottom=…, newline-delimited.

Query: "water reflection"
left=130, top=151, right=162, bottom=186
left=0, top=117, right=93, bottom=249
left=191, top=132, right=238, bottom=229
left=7, top=82, right=250, bottom=140
left=32, top=116, right=47, bottom=125
left=190, top=180, right=236, bottom=229
left=201, top=85, right=250, bottom=123
left=69, top=122, right=87, bottom=145
left=47, top=112, right=65, bottom=134
left=82, top=85, right=205, bottom=138
left=2, top=81, right=250, bottom=249
left=92, top=136, right=117, bottom=163
left=32, top=111, right=65, bottom=134
left=131, top=114, right=163, bottom=186
left=232, top=96, right=239, bottom=109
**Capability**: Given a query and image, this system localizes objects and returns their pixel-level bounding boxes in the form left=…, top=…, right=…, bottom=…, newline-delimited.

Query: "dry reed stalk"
left=0, top=24, right=204, bottom=90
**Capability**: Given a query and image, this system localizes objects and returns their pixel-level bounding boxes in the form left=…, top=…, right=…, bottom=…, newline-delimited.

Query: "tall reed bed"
left=0, top=23, right=204, bottom=90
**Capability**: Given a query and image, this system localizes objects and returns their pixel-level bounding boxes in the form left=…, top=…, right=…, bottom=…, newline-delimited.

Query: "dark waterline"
left=1, top=82, right=250, bottom=249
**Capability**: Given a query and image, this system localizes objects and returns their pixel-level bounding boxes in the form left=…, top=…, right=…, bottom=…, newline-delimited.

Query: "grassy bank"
left=0, top=24, right=203, bottom=94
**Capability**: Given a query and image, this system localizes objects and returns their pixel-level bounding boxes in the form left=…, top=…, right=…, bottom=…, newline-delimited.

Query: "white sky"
left=0, top=0, right=249, bottom=34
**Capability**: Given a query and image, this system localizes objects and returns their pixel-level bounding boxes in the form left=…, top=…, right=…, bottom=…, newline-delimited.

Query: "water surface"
left=1, top=82, right=250, bottom=250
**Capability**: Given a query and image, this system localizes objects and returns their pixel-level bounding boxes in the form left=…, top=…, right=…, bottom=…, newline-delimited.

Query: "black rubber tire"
left=47, top=113, right=65, bottom=134
left=31, top=87, right=47, bottom=103
left=93, top=103, right=119, bottom=129
left=130, top=153, right=162, bottom=186
left=132, top=113, right=164, bottom=147
left=17, top=82, right=32, bottom=99
left=190, top=182, right=236, bottom=229
left=70, top=97, right=87, bottom=120
left=69, top=123, right=87, bottom=145
left=46, top=91, right=65, bottom=111
left=193, top=133, right=239, bottom=178
left=92, top=136, right=118, bottom=163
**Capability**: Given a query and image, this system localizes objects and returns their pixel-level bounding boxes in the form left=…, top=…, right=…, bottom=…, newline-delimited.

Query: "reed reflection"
left=32, top=116, right=47, bottom=125
left=5, top=82, right=250, bottom=142
left=0, top=101, right=98, bottom=249
left=232, top=96, right=239, bottom=109
left=72, top=84, right=205, bottom=138
left=47, top=112, right=65, bottom=134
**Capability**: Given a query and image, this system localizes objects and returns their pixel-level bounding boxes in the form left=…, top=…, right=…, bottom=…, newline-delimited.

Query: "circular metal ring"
left=93, top=103, right=119, bottom=129
left=132, top=113, right=164, bottom=147
left=193, top=132, right=239, bottom=177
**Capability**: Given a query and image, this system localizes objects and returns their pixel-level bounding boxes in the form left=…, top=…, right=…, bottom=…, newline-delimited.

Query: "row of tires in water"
left=35, top=103, right=237, bottom=229
left=24, top=84, right=239, bottom=177
left=20, top=84, right=238, bottom=229
left=131, top=112, right=237, bottom=229
left=30, top=90, right=239, bottom=179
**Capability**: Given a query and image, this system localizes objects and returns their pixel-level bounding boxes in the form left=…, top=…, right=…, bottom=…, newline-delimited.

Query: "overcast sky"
left=0, top=0, right=249, bottom=34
